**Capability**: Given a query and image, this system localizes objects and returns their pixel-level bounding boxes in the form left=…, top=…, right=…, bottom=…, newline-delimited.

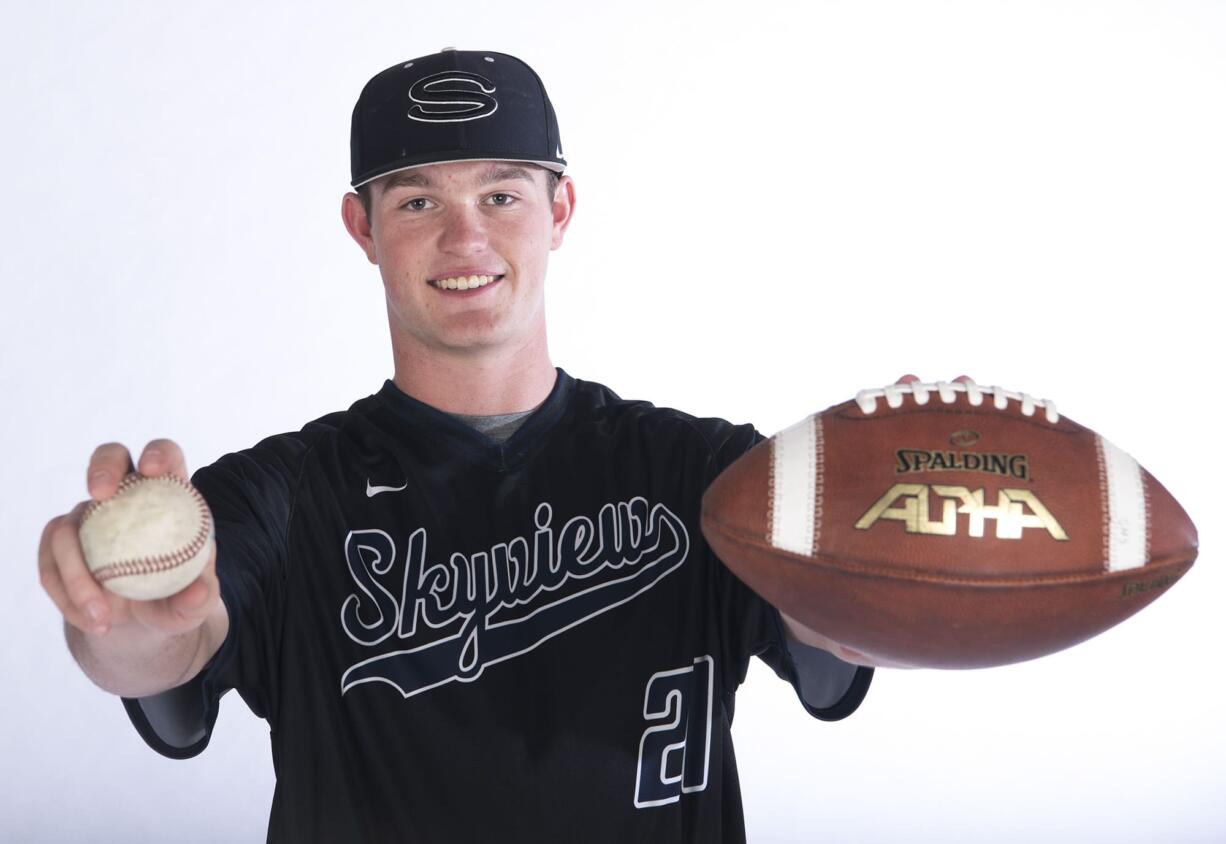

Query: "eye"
left=400, top=197, right=434, bottom=212
left=487, top=193, right=517, bottom=207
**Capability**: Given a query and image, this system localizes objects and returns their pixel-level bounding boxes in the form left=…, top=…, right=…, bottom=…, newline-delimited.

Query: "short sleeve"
left=704, top=420, right=873, bottom=722
left=121, top=432, right=312, bottom=758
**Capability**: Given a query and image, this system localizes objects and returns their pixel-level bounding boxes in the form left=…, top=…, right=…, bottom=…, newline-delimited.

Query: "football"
left=701, top=379, right=1198, bottom=669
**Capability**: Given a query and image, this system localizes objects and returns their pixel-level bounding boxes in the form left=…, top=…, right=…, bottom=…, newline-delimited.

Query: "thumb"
left=172, top=578, right=211, bottom=613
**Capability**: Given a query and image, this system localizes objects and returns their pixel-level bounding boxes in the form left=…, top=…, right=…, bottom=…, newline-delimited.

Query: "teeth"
left=433, top=274, right=497, bottom=290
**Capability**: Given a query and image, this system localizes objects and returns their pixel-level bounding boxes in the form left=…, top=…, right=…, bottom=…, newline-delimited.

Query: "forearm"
left=778, top=609, right=915, bottom=669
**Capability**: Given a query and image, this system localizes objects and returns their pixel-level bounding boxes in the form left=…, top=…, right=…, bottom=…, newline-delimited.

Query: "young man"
left=42, top=49, right=873, bottom=842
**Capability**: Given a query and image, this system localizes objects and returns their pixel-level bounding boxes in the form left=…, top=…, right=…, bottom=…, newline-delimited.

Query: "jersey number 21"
left=634, top=655, right=714, bottom=808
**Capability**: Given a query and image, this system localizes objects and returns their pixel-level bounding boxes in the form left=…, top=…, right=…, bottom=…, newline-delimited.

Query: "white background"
left=2, top=1, right=1223, bottom=841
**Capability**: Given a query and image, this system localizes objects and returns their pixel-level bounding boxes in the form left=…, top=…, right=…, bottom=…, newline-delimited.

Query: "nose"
left=437, top=205, right=489, bottom=256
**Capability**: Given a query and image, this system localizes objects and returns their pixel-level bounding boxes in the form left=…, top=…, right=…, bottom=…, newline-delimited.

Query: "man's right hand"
left=39, top=440, right=226, bottom=695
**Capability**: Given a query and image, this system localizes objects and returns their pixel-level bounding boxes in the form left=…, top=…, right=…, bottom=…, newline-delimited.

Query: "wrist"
left=66, top=618, right=205, bottom=697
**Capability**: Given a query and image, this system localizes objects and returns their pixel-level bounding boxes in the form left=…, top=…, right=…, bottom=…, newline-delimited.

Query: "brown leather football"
left=701, top=379, right=1198, bottom=668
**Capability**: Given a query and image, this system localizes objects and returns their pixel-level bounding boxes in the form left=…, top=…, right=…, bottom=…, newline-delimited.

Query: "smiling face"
left=342, top=160, right=575, bottom=361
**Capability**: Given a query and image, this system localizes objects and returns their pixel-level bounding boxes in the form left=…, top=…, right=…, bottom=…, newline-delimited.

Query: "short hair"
left=355, top=164, right=561, bottom=220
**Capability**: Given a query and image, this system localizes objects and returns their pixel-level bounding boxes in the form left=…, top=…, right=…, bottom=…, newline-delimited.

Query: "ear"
left=549, top=175, right=577, bottom=251
left=341, top=192, right=379, bottom=265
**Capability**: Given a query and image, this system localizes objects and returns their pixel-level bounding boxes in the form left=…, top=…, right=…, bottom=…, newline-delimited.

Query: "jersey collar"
left=374, top=368, right=574, bottom=471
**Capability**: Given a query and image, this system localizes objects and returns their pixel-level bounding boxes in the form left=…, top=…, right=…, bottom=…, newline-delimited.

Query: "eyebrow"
left=378, top=163, right=536, bottom=195
left=479, top=164, right=535, bottom=185
left=380, top=171, right=430, bottom=192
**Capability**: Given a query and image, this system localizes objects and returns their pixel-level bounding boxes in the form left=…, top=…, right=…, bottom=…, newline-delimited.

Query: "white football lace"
left=854, top=378, right=1059, bottom=423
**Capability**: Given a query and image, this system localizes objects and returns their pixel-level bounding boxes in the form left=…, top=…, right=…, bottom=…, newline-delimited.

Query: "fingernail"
left=89, top=470, right=110, bottom=487
left=86, top=601, right=105, bottom=623
left=144, top=449, right=163, bottom=466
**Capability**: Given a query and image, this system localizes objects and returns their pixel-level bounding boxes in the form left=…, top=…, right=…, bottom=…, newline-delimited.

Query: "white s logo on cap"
left=407, top=71, right=498, bottom=123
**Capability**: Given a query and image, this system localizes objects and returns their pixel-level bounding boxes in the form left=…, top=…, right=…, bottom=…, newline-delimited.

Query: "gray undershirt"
left=450, top=408, right=536, bottom=443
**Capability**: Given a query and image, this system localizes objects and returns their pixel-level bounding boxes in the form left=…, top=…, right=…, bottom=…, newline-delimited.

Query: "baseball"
left=79, top=473, right=215, bottom=601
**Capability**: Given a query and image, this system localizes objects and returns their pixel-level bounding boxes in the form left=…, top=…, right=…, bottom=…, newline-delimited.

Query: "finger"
left=38, top=516, right=93, bottom=632
left=87, top=442, right=135, bottom=501
left=132, top=540, right=219, bottom=636
left=46, top=504, right=113, bottom=633
left=894, top=374, right=920, bottom=385
left=168, top=538, right=218, bottom=617
left=137, top=438, right=189, bottom=481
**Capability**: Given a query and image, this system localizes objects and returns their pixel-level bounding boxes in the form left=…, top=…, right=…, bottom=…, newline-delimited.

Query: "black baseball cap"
left=350, top=48, right=566, bottom=188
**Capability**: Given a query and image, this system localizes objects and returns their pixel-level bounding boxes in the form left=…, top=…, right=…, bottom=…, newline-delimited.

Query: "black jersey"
left=122, top=369, right=872, bottom=843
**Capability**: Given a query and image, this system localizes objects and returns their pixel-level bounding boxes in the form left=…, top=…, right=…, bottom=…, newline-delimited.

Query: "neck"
left=390, top=332, right=557, bottom=416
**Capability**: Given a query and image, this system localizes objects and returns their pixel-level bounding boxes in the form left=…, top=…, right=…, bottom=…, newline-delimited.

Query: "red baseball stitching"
left=85, top=474, right=212, bottom=584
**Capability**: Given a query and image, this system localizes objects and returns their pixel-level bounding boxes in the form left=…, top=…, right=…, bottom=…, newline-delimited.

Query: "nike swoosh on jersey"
left=366, top=479, right=409, bottom=497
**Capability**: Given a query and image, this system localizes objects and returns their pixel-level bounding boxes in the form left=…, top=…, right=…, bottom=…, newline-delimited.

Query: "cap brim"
left=351, top=155, right=566, bottom=189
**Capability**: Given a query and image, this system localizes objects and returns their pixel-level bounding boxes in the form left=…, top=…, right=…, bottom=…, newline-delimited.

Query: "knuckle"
left=39, top=515, right=61, bottom=545
left=47, top=514, right=70, bottom=546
